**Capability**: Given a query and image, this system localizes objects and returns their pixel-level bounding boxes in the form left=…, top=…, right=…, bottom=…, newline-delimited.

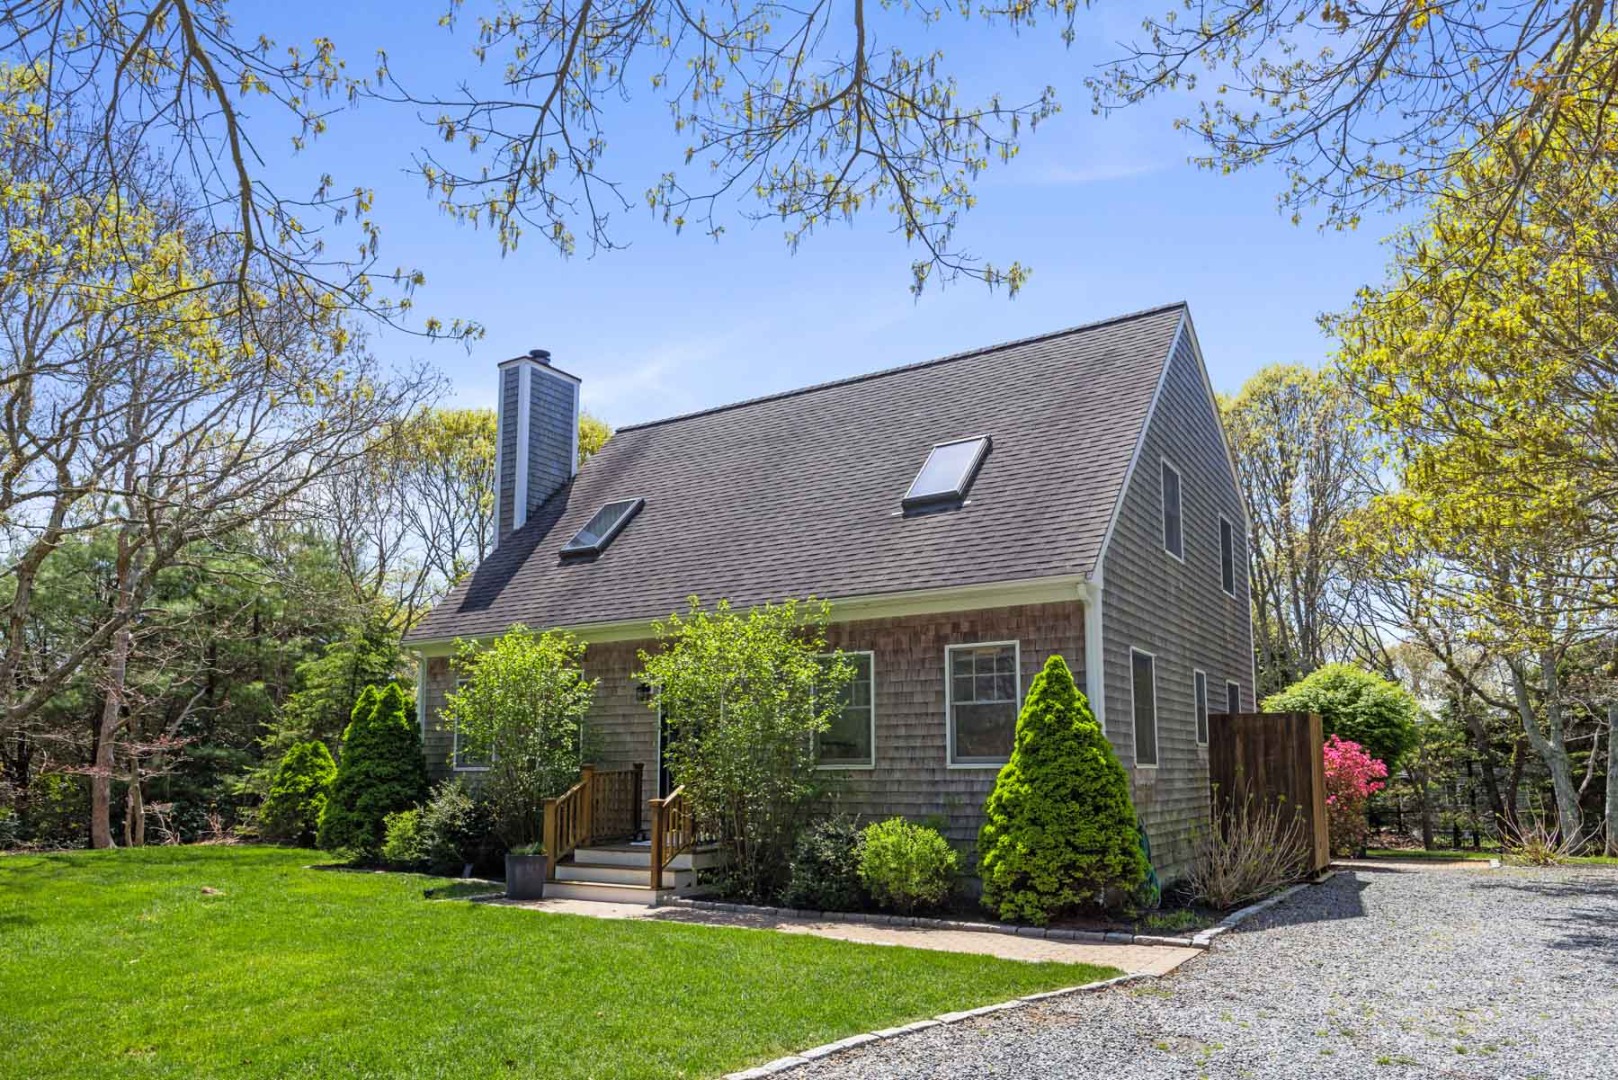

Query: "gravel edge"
left=720, top=973, right=1153, bottom=1079
left=664, top=899, right=1204, bottom=950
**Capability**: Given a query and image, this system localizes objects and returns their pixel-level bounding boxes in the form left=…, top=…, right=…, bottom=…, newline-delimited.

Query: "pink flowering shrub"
left=1322, top=735, right=1387, bottom=856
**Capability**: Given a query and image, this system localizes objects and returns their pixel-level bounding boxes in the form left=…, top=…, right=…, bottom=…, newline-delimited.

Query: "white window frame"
left=1160, top=457, right=1185, bottom=563
left=815, top=650, right=877, bottom=771
left=449, top=678, right=491, bottom=772
left=1193, top=669, right=1209, bottom=747
left=1226, top=680, right=1242, bottom=716
left=1219, top=514, right=1238, bottom=598
left=945, top=640, right=1021, bottom=769
left=1129, top=647, right=1160, bottom=769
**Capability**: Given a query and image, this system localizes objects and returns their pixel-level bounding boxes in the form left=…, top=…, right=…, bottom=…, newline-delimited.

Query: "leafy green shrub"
left=1263, top=663, right=1419, bottom=770
left=637, top=598, right=854, bottom=902
left=443, top=626, right=594, bottom=849
left=381, top=808, right=426, bottom=868
left=20, top=772, right=88, bottom=847
left=417, top=780, right=497, bottom=874
left=0, top=805, right=17, bottom=849
left=782, top=816, right=867, bottom=911
left=318, top=684, right=430, bottom=856
left=858, top=817, right=958, bottom=914
left=977, top=654, right=1148, bottom=924
left=258, top=740, right=337, bottom=846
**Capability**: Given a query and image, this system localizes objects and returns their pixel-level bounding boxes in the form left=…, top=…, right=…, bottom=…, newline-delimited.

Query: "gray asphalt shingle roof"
left=405, top=302, right=1186, bottom=644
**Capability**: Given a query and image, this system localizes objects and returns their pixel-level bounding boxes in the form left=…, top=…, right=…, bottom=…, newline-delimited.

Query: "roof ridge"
left=614, top=300, right=1188, bottom=433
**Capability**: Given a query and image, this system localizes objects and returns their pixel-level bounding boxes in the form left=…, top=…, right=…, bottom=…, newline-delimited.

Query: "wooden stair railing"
left=542, top=763, right=645, bottom=881
left=647, top=785, right=695, bottom=890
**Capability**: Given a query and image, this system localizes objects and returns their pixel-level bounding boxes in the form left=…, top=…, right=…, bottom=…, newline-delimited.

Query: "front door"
left=657, top=706, right=678, bottom=797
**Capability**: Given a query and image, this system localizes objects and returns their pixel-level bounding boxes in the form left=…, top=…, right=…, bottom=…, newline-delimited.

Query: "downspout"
left=1082, top=576, right=1107, bottom=733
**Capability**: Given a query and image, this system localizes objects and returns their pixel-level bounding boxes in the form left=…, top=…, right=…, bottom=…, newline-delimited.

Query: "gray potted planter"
left=505, top=845, right=548, bottom=900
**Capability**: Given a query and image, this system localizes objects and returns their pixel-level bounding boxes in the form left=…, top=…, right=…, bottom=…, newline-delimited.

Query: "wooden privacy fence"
left=1208, top=711, right=1331, bottom=875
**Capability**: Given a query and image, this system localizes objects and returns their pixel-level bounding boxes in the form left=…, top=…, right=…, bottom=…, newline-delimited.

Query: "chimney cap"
left=528, top=348, right=551, bottom=363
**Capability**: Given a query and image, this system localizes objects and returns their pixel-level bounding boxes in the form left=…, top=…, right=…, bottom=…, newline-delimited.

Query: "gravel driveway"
left=794, top=865, right=1618, bottom=1079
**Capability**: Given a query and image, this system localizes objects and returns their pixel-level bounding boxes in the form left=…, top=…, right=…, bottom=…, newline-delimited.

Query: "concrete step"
left=541, top=880, right=676, bottom=906
left=554, top=860, right=693, bottom=889
left=573, top=843, right=723, bottom=871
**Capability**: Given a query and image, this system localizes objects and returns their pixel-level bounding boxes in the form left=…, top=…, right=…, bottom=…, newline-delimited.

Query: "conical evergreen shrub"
left=317, top=683, right=430, bottom=855
left=978, top=654, right=1148, bottom=924
left=259, top=740, right=337, bottom=846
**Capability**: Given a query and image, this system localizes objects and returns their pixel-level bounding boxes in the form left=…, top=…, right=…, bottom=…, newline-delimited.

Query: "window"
left=1131, top=649, right=1159, bottom=767
left=1219, top=516, right=1237, bottom=596
left=947, top=641, right=1019, bottom=766
left=817, top=652, right=876, bottom=769
left=449, top=679, right=491, bottom=770
left=1160, top=460, right=1183, bottom=560
left=1226, top=680, right=1242, bottom=716
left=904, top=436, right=990, bottom=509
left=561, top=497, right=644, bottom=556
left=1194, top=670, right=1209, bottom=746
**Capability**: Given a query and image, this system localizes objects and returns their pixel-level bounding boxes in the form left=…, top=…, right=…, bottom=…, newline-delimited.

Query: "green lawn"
left=0, top=846, right=1115, bottom=1080
left=1366, top=847, right=1618, bottom=866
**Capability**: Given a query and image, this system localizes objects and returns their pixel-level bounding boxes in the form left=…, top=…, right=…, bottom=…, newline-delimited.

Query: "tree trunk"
left=1606, top=703, right=1617, bottom=857
left=90, top=527, right=138, bottom=850
left=1464, top=711, right=1507, bottom=837
left=1509, top=657, right=1583, bottom=845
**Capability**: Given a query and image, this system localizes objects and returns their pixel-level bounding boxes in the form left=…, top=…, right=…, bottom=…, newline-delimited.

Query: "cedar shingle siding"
left=423, top=601, right=1086, bottom=858
left=1099, top=322, right=1252, bottom=881
left=495, top=364, right=520, bottom=538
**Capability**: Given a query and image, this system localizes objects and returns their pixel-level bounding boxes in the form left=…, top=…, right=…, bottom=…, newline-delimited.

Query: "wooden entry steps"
left=544, top=843, right=722, bottom=906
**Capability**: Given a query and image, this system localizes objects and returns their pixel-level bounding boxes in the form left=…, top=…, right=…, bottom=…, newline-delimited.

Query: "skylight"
left=902, top=436, right=990, bottom=510
left=561, top=497, right=644, bottom=556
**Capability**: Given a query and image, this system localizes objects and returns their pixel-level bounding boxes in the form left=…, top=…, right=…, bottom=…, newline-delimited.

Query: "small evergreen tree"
left=258, top=740, right=337, bottom=846
left=318, top=684, right=430, bottom=855
left=978, top=654, right=1147, bottom=924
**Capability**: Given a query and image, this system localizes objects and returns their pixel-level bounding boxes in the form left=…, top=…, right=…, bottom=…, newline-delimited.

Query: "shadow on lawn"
left=1467, top=873, right=1618, bottom=969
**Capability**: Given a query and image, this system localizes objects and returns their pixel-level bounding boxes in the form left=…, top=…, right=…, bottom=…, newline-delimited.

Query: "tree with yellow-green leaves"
left=0, top=72, right=434, bottom=847
left=1331, top=33, right=1618, bottom=850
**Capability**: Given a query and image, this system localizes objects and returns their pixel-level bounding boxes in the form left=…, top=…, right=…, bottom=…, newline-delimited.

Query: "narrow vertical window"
left=1131, top=649, right=1159, bottom=767
left=1194, top=670, right=1209, bottom=746
left=1161, top=461, right=1183, bottom=560
left=450, top=678, right=491, bottom=770
left=1220, top=516, right=1237, bottom=596
left=1226, top=680, right=1242, bottom=716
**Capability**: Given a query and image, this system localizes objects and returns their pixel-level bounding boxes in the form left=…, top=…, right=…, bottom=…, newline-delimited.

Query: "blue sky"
left=245, top=2, right=1403, bottom=427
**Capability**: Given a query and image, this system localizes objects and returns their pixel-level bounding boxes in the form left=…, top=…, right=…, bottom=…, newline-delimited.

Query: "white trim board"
left=944, top=639, right=1022, bottom=769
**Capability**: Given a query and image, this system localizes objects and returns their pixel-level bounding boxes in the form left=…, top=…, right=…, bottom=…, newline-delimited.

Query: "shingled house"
left=404, top=302, right=1254, bottom=895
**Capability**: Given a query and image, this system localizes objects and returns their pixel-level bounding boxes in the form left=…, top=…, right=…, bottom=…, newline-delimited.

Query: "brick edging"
left=664, top=898, right=1204, bottom=950
left=722, top=973, right=1152, bottom=1079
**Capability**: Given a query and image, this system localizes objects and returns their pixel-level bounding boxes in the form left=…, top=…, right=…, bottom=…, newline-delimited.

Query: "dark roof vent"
left=528, top=348, right=552, bottom=364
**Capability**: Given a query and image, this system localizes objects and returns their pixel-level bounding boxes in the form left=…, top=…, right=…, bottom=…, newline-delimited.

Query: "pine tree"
left=317, top=683, right=429, bottom=855
left=978, top=654, right=1147, bottom=924
left=259, top=740, right=338, bottom=846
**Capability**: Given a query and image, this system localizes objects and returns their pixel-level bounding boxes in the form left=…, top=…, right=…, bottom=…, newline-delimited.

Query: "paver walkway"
left=484, top=895, right=1201, bottom=976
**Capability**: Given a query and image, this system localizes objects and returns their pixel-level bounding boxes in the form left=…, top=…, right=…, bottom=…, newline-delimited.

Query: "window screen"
left=903, top=437, right=990, bottom=509
left=1161, top=462, right=1183, bottom=559
left=1220, top=517, right=1237, bottom=596
left=1194, top=670, right=1209, bottom=746
left=948, top=643, right=1018, bottom=765
left=1132, top=650, right=1158, bottom=766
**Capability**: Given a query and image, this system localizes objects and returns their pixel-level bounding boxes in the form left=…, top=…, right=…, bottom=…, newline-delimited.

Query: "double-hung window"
left=1131, top=649, right=1159, bottom=767
left=947, top=642, right=1020, bottom=766
left=1194, top=670, right=1209, bottom=746
left=449, top=679, right=491, bottom=771
left=1161, top=460, right=1184, bottom=560
left=817, top=652, right=876, bottom=769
